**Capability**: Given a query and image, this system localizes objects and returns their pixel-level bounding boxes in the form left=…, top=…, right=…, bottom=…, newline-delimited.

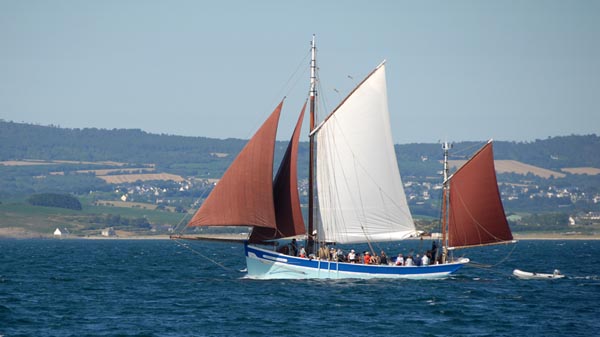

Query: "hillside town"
left=108, top=174, right=600, bottom=230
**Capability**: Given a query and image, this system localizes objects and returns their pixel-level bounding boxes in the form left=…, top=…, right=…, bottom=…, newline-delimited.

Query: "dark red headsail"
left=187, top=101, right=283, bottom=229
left=250, top=103, right=307, bottom=243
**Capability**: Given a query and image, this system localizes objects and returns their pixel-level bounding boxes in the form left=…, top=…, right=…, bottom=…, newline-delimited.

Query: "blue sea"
left=1, top=239, right=599, bottom=337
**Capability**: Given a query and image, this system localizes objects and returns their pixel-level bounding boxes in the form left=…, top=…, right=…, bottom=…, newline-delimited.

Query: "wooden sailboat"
left=182, top=36, right=514, bottom=279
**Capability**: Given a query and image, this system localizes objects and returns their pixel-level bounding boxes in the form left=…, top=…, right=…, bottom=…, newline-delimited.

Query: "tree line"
left=2, top=120, right=599, bottom=175
left=27, top=193, right=82, bottom=210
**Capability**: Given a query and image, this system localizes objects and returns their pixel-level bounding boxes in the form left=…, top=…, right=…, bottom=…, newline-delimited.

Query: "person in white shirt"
left=421, top=253, right=430, bottom=266
left=395, top=254, right=404, bottom=266
left=347, top=249, right=357, bottom=263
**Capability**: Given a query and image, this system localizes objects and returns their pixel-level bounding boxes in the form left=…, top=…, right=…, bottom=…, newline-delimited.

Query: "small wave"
left=570, top=275, right=600, bottom=281
left=0, top=304, right=12, bottom=313
left=50, top=276, right=75, bottom=282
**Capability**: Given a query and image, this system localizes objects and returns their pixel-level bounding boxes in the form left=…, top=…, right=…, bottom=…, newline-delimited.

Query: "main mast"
left=308, top=35, right=317, bottom=253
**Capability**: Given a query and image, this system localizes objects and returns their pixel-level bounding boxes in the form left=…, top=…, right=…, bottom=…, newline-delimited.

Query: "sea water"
left=0, top=239, right=599, bottom=337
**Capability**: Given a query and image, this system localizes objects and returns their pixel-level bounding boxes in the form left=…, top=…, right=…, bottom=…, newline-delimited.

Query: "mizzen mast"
left=441, top=141, right=452, bottom=263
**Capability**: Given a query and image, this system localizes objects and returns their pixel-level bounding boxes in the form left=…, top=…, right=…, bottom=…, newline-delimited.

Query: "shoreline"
left=1, top=228, right=599, bottom=241
left=512, top=233, right=600, bottom=240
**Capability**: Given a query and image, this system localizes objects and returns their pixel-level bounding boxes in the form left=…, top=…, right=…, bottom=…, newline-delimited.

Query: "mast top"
left=310, top=35, right=317, bottom=100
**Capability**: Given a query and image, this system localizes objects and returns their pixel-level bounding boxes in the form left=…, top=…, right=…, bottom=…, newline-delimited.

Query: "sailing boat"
left=182, top=37, right=514, bottom=279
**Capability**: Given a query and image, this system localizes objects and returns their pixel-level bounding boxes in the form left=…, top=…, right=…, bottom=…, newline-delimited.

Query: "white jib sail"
left=315, top=63, right=416, bottom=244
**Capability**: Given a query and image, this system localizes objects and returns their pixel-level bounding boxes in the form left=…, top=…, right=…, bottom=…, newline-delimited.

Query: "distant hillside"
left=1, top=121, right=599, bottom=232
left=395, top=135, right=600, bottom=169
left=0, top=121, right=251, bottom=162
left=447, top=160, right=566, bottom=179
left=1, top=120, right=599, bottom=179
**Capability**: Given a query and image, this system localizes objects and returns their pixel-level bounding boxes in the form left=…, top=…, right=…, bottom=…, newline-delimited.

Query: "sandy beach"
left=513, top=232, right=600, bottom=240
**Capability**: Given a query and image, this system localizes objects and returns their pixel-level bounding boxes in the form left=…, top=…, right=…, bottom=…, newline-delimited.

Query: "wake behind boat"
left=175, top=36, right=515, bottom=280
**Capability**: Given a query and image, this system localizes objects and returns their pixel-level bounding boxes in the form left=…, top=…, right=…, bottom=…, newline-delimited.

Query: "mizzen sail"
left=314, top=63, right=416, bottom=244
left=249, top=103, right=307, bottom=242
left=448, top=141, right=514, bottom=248
left=187, top=102, right=283, bottom=229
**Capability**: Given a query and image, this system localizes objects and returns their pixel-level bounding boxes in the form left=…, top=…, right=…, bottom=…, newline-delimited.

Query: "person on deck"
left=405, top=255, right=415, bottom=266
left=347, top=249, right=357, bottom=263
left=370, top=252, right=380, bottom=265
left=299, top=246, right=306, bottom=258
left=318, top=245, right=329, bottom=260
left=336, top=248, right=346, bottom=262
left=395, top=253, right=404, bottom=266
left=421, top=252, right=430, bottom=266
left=380, top=251, right=388, bottom=265
left=289, top=239, right=298, bottom=256
left=431, top=241, right=438, bottom=262
left=363, top=252, right=371, bottom=264
left=414, top=254, right=422, bottom=266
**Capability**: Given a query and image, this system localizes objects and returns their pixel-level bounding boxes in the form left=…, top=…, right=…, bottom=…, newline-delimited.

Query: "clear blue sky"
left=1, top=0, right=598, bottom=144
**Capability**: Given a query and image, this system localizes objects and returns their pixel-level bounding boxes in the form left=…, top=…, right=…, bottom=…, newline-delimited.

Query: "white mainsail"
left=314, top=63, right=416, bottom=244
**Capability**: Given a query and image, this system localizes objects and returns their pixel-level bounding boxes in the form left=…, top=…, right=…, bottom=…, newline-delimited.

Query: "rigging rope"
left=450, top=141, right=486, bottom=159
left=463, top=242, right=518, bottom=274
left=451, top=186, right=509, bottom=243
left=275, top=50, right=311, bottom=105
left=171, top=238, right=237, bottom=273
left=172, top=181, right=216, bottom=235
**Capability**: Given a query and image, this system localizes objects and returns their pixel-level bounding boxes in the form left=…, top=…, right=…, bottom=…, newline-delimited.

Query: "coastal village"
left=2, top=153, right=598, bottom=239
left=99, top=173, right=600, bottom=234
left=104, top=173, right=600, bottom=214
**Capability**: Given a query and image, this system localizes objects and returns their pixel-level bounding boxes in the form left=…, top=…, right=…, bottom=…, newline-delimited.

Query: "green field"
left=0, top=198, right=189, bottom=237
left=1, top=198, right=598, bottom=238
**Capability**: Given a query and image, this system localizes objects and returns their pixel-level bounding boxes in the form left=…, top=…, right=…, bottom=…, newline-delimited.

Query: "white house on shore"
left=101, top=227, right=116, bottom=237
left=53, top=227, right=69, bottom=238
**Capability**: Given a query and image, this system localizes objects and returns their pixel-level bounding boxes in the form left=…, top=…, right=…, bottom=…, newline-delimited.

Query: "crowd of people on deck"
left=276, top=239, right=440, bottom=266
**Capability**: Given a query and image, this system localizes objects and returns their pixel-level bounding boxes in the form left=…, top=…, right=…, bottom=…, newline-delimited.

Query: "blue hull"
left=244, top=243, right=467, bottom=280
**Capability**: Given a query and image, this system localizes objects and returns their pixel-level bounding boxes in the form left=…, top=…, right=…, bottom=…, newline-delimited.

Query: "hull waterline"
left=244, top=243, right=468, bottom=280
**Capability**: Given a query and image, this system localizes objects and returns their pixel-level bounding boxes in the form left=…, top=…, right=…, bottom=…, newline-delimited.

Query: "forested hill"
left=395, top=136, right=600, bottom=170
left=0, top=120, right=249, bottom=165
left=1, top=120, right=598, bottom=175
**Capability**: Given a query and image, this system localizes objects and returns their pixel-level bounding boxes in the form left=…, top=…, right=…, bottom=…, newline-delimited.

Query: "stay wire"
left=171, top=238, right=237, bottom=273
left=172, top=183, right=214, bottom=234
left=450, top=140, right=487, bottom=159
left=464, top=242, right=518, bottom=275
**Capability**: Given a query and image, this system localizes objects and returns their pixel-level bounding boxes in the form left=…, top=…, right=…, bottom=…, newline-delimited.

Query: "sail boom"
left=448, top=239, right=518, bottom=251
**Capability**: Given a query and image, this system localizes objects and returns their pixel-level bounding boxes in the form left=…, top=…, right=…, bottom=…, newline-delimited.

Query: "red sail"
left=448, top=142, right=513, bottom=248
left=187, top=102, right=283, bottom=229
left=250, top=103, right=307, bottom=243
